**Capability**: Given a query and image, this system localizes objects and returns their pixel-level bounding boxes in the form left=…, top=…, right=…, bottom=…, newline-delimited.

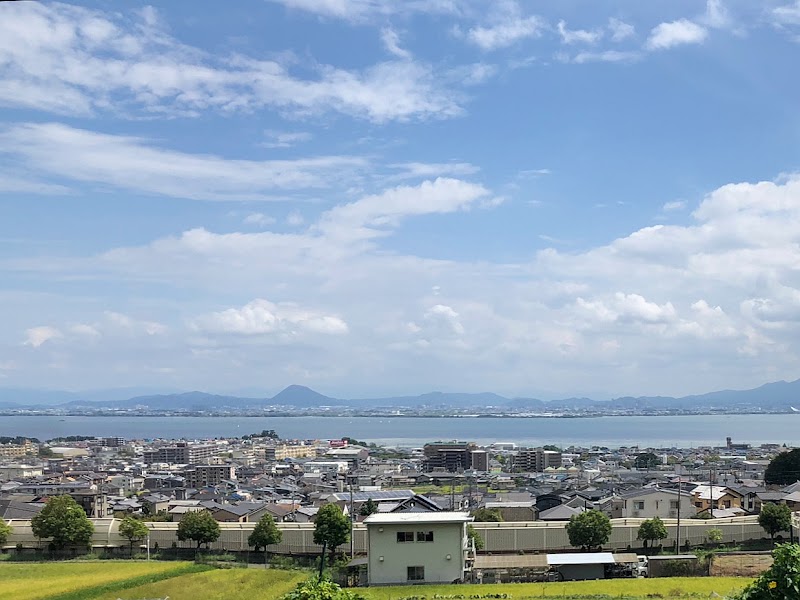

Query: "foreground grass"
left=93, top=568, right=308, bottom=600
left=0, top=561, right=201, bottom=600
left=360, top=577, right=752, bottom=599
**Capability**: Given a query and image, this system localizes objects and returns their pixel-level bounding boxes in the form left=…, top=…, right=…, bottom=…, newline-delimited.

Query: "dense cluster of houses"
left=1, top=434, right=798, bottom=529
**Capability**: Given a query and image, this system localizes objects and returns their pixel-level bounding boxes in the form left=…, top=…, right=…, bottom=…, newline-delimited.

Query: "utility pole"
left=349, top=472, right=355, bottom=559
left=709, top=469, right=714, bottom=519
left=676, top=478, right=681, bottom=554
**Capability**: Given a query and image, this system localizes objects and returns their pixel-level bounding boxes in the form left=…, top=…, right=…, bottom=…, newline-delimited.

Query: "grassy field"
left=360, top=577, right=752, bottom=599
left=0, top=561, right=206, bottom=600
left=94, top=567, right=307, bottom=600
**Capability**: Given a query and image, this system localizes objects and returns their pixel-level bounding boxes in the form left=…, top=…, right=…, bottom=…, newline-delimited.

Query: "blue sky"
left=2, top=0, right=800, bottom=399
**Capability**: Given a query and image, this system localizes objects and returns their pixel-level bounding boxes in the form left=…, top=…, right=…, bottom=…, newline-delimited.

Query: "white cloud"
left=557, top=20, right=603, bottom=45
left=70, top=324, right=101, bottom=337
left=243, top=213, right=277, bottom=227
left=193, top=298, right=348, bottom=336
left=24, top=326, right=62, bottom=348
left=316, top=177, right=490, bottom=242
left=773, top=1, right=800, bottom=26
left=608, top=18, right=635, bottom=42
left=646, top=19, right=708, bottom=51
left=268, top=0, right=459, bottom=23
left=381, top=28, right=411, bottom=59
left=9, top=173, right=800, bottom=397
left=662, top=200, right=687, bottom=212
left=462, top=1, right=545, bottom=51
left=262, top=130, right=313, bottom=149
left=286, top=211, right=306, bottom=227
left=0, top=2, right=463, bottom=123
left=388, top=162, right=479, bottom=180
left=104, top=312, right=167, bottom=336
left=0, top=122, right=367, bottom=201
left=569, top=50, right=640, bottom=64
left=701, top=0, right=732, bottom=29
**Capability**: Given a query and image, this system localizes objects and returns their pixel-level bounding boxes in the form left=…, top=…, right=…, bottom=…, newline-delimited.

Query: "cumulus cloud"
left=7, top=167, right=800, bottom=396
left=646, top=19, right=708, bottom=50
left=193, top=298, right=348, bottom=336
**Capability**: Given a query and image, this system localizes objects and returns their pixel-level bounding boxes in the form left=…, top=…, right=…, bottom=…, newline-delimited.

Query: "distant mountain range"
left=2, top=379, right=800, bottom=412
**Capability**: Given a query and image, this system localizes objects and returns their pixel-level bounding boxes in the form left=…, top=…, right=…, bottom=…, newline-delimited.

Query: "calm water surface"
left=0, top=414, right=797, bottom=447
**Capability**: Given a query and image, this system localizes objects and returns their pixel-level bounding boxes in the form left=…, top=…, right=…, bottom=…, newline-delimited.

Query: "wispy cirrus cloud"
left=0, top=2, right=465, bottom=123
left=0, top=122, right=367, bottom=201
left=460, top=1, right=545, bottom=51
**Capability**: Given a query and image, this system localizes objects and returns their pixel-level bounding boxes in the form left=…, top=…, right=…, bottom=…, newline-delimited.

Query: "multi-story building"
left=0, top=439, right=35, bottom=458
left=101, top=437, right=125, bottom=448
left=264, top=444, right=317, bottom=461
left=470, top=450, right=489, bottom=472
left=509, top=448, right=562, bottom=472
left=422, top=442, right=477, bottom=472
left=182, top=464, right=236, bottom=488
left=143, top=442, right=214, bottom=464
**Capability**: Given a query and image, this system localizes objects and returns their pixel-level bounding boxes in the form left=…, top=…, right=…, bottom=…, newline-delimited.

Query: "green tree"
left=764, top=449, right=800, bottom=486
left=176, top=510, right=220, bottom=549
left=0, top=520, right=12, bottom=545
left=31, top=495, right=94, bottom=550
left=472, top=507, right=503, bottom=522
left=633, top=452, right=660, bottom=469
left=734, top=543, right=800, bottom=600
left=758, top=503, right=792, bottom=546
left=313, top=504, right=350, bottom=560
left=467, top=524, right=484, bottom=551
left=359, top=498, right=378, bottom=517
left=118, top=515, right=149, bottom=554
left=706, top=528, right=723, bottom=546
left=565, top=510, right=612, bottom=552
left=637, top=517, right=668, bottom=550
left=248, top=514, right=283, bottom=556
left=283, top=578, right=364, bottom=600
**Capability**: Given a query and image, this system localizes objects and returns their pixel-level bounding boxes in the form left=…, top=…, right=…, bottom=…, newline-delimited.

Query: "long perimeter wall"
left=3, top=515, right=789, bottom=554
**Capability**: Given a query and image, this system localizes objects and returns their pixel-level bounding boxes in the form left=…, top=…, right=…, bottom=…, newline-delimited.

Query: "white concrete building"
left=620, top=488, right=694, bottom=519
left=365, top=512, right=474, bottom=586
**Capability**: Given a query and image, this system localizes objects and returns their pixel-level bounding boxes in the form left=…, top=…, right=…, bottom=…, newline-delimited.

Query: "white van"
left=636, top=556, right=649, bottom=577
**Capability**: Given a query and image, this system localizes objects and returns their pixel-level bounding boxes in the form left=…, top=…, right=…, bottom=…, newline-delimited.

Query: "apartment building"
left=422, top=442, right=477, bottom=472
left=182, top=464, right=236, bottom=488
left=143, top=442, right=215, bottom=464
left=0, top=439, right=35, bottom=458
left=509, top=448, right=562, bottom=472
left=264, top=444, right=317, bottom=461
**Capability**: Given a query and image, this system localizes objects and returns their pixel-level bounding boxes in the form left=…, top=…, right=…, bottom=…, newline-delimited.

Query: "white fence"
left=3, top=514, right=793, bottom=554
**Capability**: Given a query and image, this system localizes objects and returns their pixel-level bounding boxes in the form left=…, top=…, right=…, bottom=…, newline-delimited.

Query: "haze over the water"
left=2, top=1, right=800, bottom=400
left=3, top=414, right=800, bottom=448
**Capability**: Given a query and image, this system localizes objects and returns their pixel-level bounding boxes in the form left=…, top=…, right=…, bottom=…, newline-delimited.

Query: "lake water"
left=0, top=414, right=797, bottom=447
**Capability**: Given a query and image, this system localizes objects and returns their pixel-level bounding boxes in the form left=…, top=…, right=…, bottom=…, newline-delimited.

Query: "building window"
left=407, top=566, right=425, bottom=581
left=397, top=531, right=414, bottom=543
left=669, top=500, right=680, bottom=509
left=724, top=500, right=731, bottom=508
left=416, top=531, right=434, bottom=542
left=634, top=501, right=645, bottom=510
